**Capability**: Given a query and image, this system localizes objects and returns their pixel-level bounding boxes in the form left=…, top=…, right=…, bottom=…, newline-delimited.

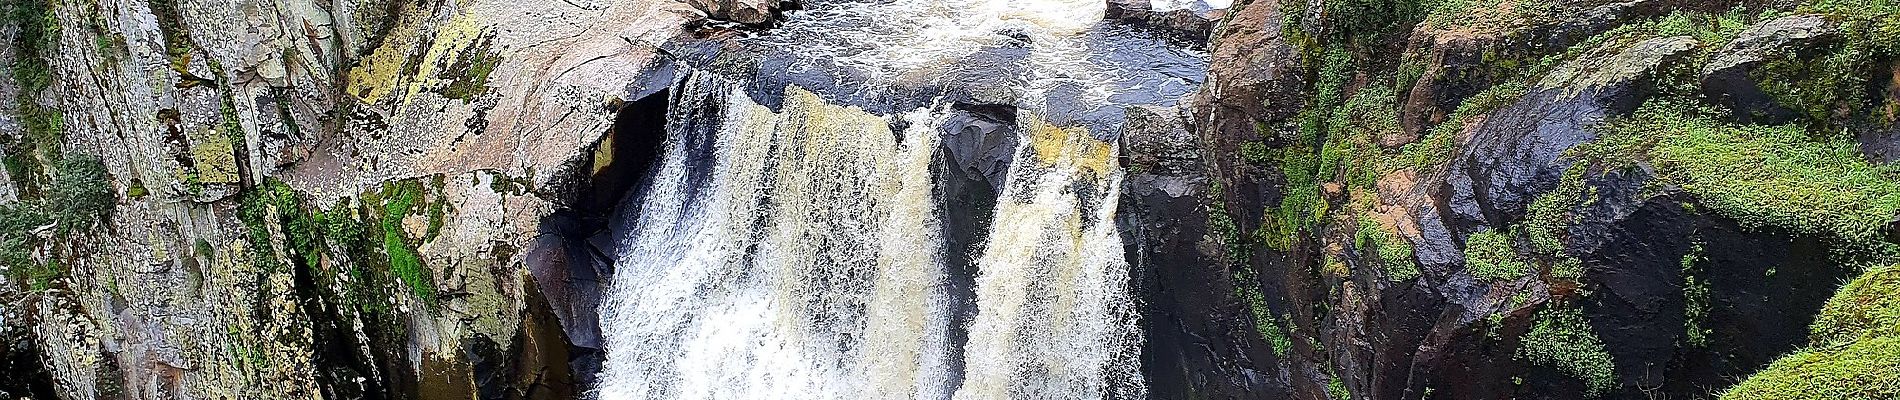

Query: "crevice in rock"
left=932, top=102, right=1019, bottom=394
left=527, top=87, right=675, bottom=393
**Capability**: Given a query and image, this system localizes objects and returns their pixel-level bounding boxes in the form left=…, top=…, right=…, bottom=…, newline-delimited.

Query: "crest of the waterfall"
left=597, top=73, right=958, bottom=399
left=597, top=69, right=1148, bottom=399
left=597, top=0, right=1193, bottom=397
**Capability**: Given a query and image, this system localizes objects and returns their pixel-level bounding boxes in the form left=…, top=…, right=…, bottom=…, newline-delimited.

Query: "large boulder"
left=1699, top=14, right=1842, bottom=124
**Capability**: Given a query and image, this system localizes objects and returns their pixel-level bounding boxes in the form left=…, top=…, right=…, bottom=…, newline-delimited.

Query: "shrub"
left=1518, top=307, right=1618, bottom=398
left=1465, top=229, right=1530, bottom=282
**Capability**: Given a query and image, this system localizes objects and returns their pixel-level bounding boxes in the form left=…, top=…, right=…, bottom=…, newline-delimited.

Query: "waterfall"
left=597, top=71, right=1142, bottom=399
left=597, top=0, right=1210, bottom=397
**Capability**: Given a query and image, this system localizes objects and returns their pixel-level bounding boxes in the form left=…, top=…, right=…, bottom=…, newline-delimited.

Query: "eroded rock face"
left=1398, top=0, right=1683, bottom=140
left=1441, top=35, right=1697, bottom=230
left=1119, top=105, right=1288, bottom=399
left=1184, top=3, right=1891, bottom=398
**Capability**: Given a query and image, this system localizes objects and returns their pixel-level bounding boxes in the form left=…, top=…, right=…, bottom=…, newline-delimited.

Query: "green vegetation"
left=1595, top=102, right=1900, bottom=254
left=1650, top=8, right=1753, bottom=49
left=1, top=155, right=115, bottom=290
left=1518, top=307, right=1618, bottom=398
left=1355, top=216, right=1420, bottom=282
left=1327, top=373, right=1350, bottom=399
left=4, top=0, right=64, bottom=196
left=440, top=38, right=500, bottom=100
left=1681, top=243, right=1711, bottom=347
left=1464, top=229, right=1530, bottom=282
left=1809, top=264, right=1900, bottom=345
left=1722, top=265, right=1900, bottom=399
left=377, top=180, right=436, bottom=302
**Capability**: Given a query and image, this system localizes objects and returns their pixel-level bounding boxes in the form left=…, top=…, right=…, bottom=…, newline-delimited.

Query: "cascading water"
left=597, top=0, right=1213, bottom=398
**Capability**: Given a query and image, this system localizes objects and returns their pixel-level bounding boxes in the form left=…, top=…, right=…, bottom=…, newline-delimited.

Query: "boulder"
left=1398, top=0, right=1654, bottom=141
left=1440, top=35, right=1697, bottom=230
left=1699, top=14, right=1841, bottom=124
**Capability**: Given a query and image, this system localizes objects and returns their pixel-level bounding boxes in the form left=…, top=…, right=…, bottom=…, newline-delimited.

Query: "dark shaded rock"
left=1119, top=105, right=1288, bottom=400
left=933, top=103, right=1019, bottom=392
left=1864, top=126, right=1900, bottom=163
left=0, top=329, right=58, bottom=399
left=526, top=210, right=615, bottom=392
left=1440, top=35, right=1696, bottom=231
left=1562, top=168, right=1854, bottom=397
left=1699, top=14, right=1841, bottom=124
left=684, top=0, right=798, bottom=28
left=1105, top=0, right=1224, bottom=42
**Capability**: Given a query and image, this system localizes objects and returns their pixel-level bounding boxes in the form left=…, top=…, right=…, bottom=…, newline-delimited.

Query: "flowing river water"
left=595, top=1, right=1216, bottom=398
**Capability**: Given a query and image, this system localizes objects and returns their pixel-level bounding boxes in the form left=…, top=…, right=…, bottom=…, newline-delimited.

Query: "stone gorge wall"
left=0, top=0, right=695, bottom=397
left=1167, top=0, right=1900, bottom=398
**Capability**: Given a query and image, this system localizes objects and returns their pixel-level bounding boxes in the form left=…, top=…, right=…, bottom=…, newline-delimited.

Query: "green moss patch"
left=1596, top=102, right=1900, bottom=252
left=1810, top=264, right=1900, bottom=345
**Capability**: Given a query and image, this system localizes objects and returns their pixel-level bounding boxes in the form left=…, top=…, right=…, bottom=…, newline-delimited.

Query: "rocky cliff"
left=2, top=0, right=1896, bottom=399
left=0, top=0, right=698, bottom=397
left=1148, top=0, right=1900, bottom=398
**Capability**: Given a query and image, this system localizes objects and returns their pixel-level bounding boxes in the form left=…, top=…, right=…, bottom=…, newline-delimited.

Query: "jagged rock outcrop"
left=0, top=0, right=692, bottom=397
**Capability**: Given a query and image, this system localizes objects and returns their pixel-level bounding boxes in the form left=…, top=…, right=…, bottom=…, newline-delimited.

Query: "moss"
left=1720, top=335, right=1900, bottom=400
left=1327, top=373, right=1350, bottom=399
left=1240, top=141, right=1273, bottom=166
left=4, top=0, right=64, bottom=197
left=1651, top=8, right=1753, bottom=49
left=1724, top=263, right=1900, bottom=398
left=1810, top=264, right=1900, bottom=345
left=1211, top=179, right=1292, bottom=357
left=439, top=40, right=500, bottom=100
left=1596, top=102, right=1900, bottom=254
left=1518, top=306, right=1618, bottom=398
left=1523, top=166, right=1591, bottom=255
left=380, top=180, right=435, bottom=302
left=125, top=178, right=148, bottom=198
left=1464, top=229, right=1530, bottom=282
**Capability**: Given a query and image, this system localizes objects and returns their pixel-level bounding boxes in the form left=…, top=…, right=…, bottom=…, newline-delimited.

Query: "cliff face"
left=0, top=0, right=692, bottom=397
left=1155, top=0, right=1900, bottom=398
left=4, top=0, right=1895, bottom=399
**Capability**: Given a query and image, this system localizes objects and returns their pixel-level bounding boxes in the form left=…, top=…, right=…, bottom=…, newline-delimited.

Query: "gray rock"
left=1700, top=14, right=1841, bottom=123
